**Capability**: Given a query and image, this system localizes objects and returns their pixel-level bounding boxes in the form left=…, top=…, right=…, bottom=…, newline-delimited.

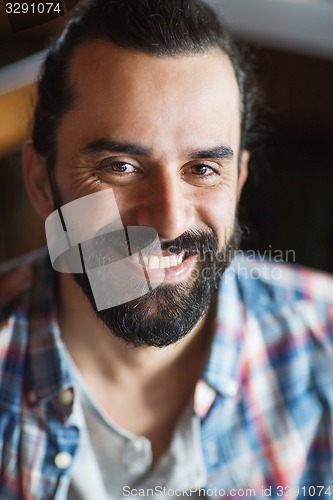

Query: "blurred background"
left=0, top=0, right=332, bottom=271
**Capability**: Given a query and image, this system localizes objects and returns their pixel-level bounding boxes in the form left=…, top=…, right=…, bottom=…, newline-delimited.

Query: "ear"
left=22, top=141, right=54, bottom=220
left=237, top=149, right=249, bottom=200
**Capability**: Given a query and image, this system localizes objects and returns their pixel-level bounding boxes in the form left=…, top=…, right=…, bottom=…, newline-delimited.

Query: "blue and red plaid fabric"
left=0, top=249, right=333, bottom=499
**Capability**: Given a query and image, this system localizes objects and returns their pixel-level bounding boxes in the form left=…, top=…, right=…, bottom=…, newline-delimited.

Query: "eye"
left=182, top=161, right=222, bottom=187
left=190, top=164, right=216, bottom=176
left=96, top=158, right=143, bottom=186
left=100, top=161, right=138, bottom=174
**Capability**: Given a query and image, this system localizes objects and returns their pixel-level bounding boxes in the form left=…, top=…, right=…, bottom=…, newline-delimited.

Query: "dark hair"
left=32, top=0, right=259, bottom=172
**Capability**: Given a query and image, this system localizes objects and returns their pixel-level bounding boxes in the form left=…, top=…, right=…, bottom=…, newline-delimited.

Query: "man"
left=0, top=0, right=332, bottom=499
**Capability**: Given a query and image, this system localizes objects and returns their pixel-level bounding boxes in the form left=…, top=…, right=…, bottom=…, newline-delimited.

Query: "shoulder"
left=228, top=253, right=333, bottom=393
left=0, top=248, right=53, bottom=400
left=228, top=252, right=333, bottom=319
left=0, top=247, right=50, bottom=324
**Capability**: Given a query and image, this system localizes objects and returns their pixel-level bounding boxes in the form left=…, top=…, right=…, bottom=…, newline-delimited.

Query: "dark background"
left=240, top=47, right=333, bottom=273
left=0, top=2, right=332, bottom=272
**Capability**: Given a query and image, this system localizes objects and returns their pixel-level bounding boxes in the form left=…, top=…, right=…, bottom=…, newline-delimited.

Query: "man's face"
left=50, top=41, right=247, bottom=346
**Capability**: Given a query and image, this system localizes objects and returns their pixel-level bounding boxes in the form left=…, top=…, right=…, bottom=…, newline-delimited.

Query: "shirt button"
left=27, top=391, right=37, bottom=405
left=224, top=380, right=238, bottom=397
left=123, top=439, right=151, bottom=474
left=54, top=451, right=73, bottom=469
left=206, top=442, right=219, bottom=466
left=131, top=440, right=145, bottom=452
left=58, top=388, right=74, bottom=405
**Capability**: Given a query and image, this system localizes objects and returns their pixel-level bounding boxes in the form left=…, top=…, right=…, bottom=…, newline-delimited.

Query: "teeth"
left=142, top=254, right=183, bottom=269
left=170, top=255, right=178, bottom=267
left=147, top=256, right=159, bottom=269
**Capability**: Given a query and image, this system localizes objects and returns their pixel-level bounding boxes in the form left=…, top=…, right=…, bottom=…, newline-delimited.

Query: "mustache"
left=79, top=226, right=230, bottom=271
left=161, top=228, right=219, bottom=257
left=87, top=227, right=219, bottom=256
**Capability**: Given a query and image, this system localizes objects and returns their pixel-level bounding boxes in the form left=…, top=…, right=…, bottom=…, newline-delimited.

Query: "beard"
left=72, top=223, right=241, bottom=348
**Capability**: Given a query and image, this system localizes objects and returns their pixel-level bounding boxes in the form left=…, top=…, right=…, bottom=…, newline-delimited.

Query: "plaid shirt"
left=0, top=249, right=333, bottom=500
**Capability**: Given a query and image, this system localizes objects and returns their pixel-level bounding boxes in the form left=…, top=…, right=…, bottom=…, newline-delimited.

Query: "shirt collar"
left=26, top=250, right=73, bottom=405
left=195, top=264, right=246, bottom=417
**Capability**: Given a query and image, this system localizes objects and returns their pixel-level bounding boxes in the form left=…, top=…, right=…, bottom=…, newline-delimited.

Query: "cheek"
left=198, top=187, right=238, bottom=243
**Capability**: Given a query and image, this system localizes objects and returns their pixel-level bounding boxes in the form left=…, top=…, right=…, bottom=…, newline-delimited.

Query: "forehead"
left=59, top=41, right=241, bottom=157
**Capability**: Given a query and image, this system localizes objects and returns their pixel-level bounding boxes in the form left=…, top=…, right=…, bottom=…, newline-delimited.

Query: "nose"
left=133, top=170, right=196, bottom=241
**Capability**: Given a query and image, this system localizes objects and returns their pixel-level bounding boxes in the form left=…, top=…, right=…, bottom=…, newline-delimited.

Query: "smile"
left=141, top=251, right=186, bottom=269
left=140, top=249, right=200, bottom=270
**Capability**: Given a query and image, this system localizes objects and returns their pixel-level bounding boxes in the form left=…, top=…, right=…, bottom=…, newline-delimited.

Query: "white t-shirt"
left=65, top=350, right=207, bottom=499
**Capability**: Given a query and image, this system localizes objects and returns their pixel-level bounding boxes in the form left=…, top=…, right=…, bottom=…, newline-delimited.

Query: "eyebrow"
left=188, top=146, right=234, bottom=161
left=81, top=139, right=151, bottom=157
left=81, top=139, right=234, bottom=161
